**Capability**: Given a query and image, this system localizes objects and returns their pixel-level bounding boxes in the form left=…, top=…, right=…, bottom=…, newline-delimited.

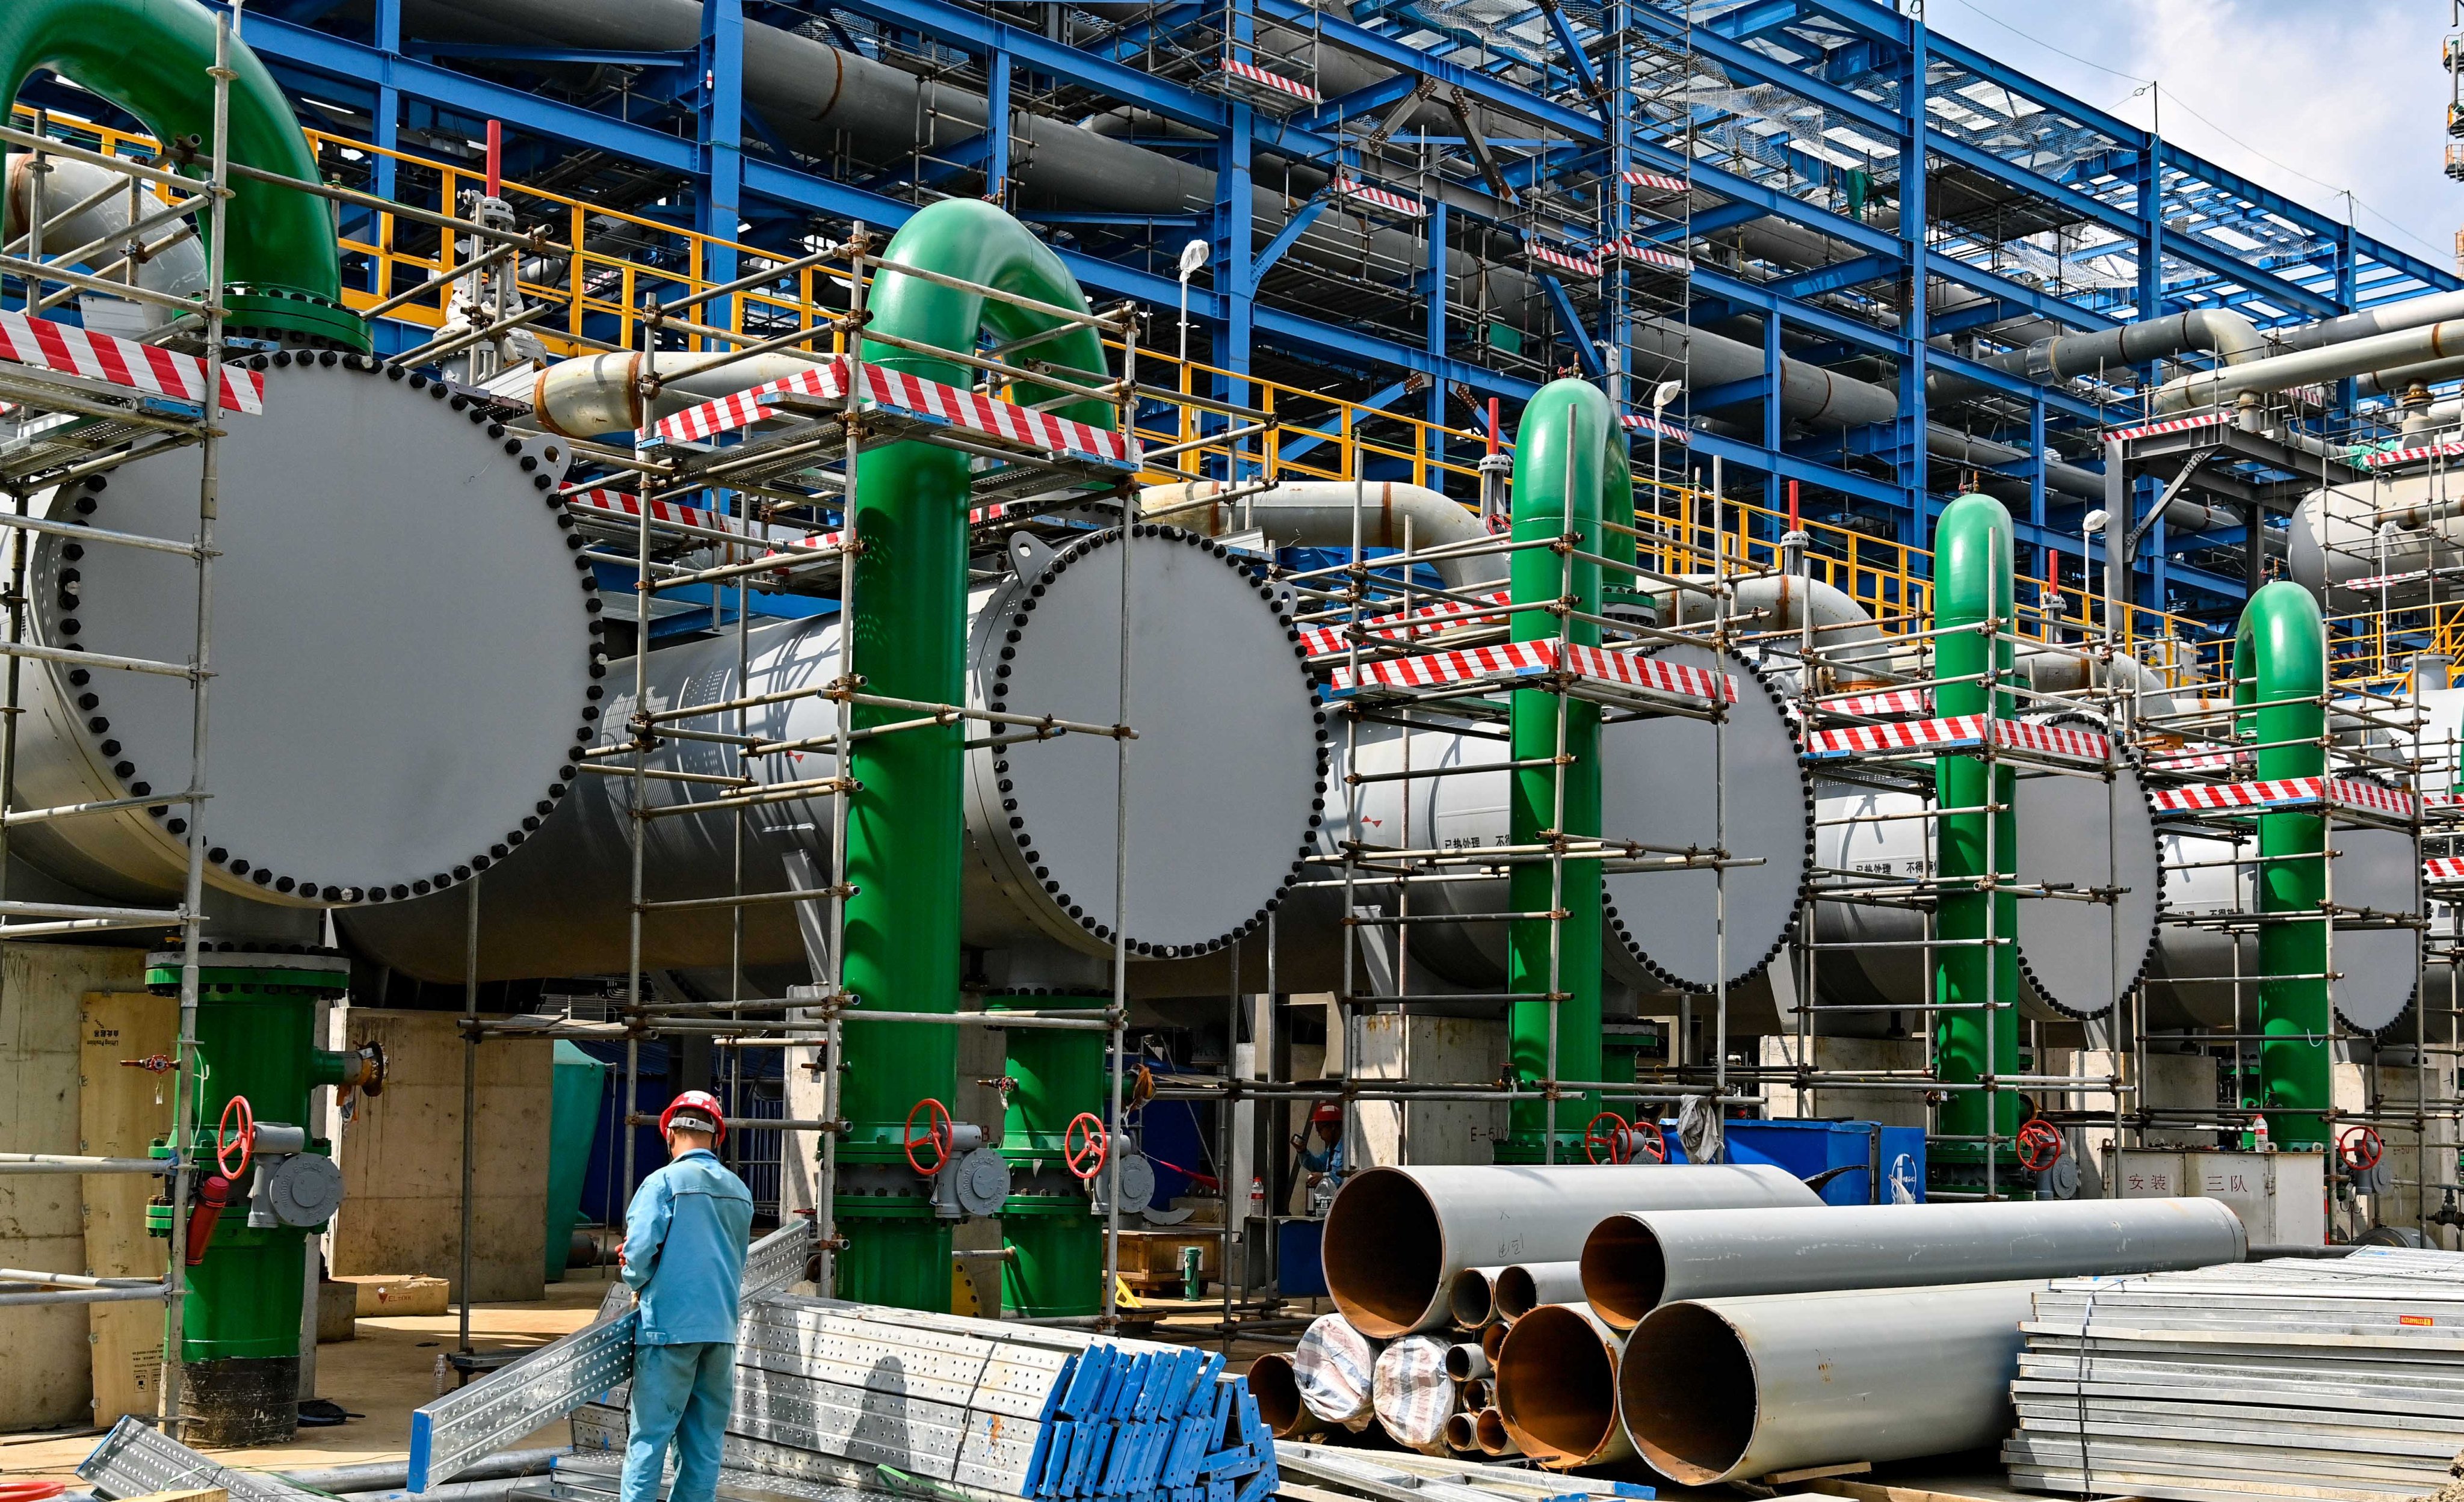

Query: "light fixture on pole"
left=1176, top=239, right=1210, bottom=371
left=1649, top=380, right=1682, bottom=540
left=2082, top=508, right=2111, bottom=639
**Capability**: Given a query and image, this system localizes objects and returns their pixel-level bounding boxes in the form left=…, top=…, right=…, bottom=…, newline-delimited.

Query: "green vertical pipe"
left=0, top=0, right=365, bottom=349
left=1931, top=492, right=2019, bottom=1169
left=1503, top=380, right=1628, bottom=1157
left=838, top=201, right=1110, bottom=1308
left=2237, top=582, right=2330, bottom=1148
left=989, top=995, right=1104, bottom=1317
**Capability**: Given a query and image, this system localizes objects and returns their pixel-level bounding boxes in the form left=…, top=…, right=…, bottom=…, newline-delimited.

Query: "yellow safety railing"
left=0, top=106, right=2314, bottom=683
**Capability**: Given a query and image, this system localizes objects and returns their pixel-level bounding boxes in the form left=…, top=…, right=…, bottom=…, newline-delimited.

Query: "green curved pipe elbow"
left=1502, top=379, right=1629, bottom=1156
left=2235, top=581, right=2329, bottom=1148
left=0, top=0, right=363, bottom=349
left=1931, top=492, right=2019, bottom=1171
left=839, top=200, right=1108, bottom=1310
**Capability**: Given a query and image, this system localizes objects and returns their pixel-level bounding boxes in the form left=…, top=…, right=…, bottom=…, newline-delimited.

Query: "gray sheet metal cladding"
left=1601, top=645, right=1811, bottom=992
left=16, top=362, right=595, bottom=906
left=2009, top=718, right=2161, bottom=1019
left=965, top=523, right=1329, bottom=956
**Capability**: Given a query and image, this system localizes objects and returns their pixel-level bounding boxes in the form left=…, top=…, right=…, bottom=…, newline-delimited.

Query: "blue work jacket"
left=621, top=1148, right=755, bottom=1344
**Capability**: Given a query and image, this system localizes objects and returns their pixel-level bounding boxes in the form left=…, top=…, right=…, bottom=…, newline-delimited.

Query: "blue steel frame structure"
left=23, top=0, right=2456, bottom=632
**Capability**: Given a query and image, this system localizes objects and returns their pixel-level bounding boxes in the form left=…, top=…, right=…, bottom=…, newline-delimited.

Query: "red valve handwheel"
left=903, top=1097, right=954, bottom=1177
left=216, top=1094, right=255, bottom=1180
left=1628, top=1118, right=1670, bottom=1164
left=1063, top=1112, right=1110, bottom=1180
left=1583, top=1110, right=1631, bottom=1165
left=2016, top=1118, right=2064, bottom=1173
left=2339, top=1124, right=2386, bottom=1172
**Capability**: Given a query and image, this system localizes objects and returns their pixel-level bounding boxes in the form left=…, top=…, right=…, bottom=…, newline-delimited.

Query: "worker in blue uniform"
left=619, top=1089, right=755, bottom=1502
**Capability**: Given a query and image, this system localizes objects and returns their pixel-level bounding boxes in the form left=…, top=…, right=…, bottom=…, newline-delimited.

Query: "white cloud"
left=1929, top=0, right=2453, bottom=270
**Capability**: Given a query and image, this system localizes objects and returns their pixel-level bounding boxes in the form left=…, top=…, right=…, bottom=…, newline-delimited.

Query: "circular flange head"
left=17, top=362, right=595, bottom=906
left=2012, top=718, right=2162, bottom=1020
left=2330, top=824, right=2422, bottom=1035
left=1601, top=645, right=1812, bottom=992
left=968, top=526, right=1328, bottom=958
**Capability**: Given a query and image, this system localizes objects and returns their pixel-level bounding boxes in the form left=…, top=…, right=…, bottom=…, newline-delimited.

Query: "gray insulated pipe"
left=1138, top=481, right=1505, bottom=588
left=394, top=0, right=1555, bottom=326
left=337, top=528, right=1329, bottom=981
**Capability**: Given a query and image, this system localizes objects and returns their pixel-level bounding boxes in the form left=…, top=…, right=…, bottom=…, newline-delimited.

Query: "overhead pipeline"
left=1138, top=481, right=1505, bottom=588
left=4, top=154, right=209, bottom=329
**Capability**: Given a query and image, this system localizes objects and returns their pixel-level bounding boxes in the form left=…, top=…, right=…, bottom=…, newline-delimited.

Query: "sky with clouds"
left=1922, top=0, right=2455, bottom=274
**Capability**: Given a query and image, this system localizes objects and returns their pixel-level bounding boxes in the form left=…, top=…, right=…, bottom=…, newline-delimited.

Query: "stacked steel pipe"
left=1308, top=1166, right=2254, bottom=1480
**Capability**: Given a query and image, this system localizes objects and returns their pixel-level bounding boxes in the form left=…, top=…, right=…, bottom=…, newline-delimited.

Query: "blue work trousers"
left=621, top=1340, right=736, bottom=1502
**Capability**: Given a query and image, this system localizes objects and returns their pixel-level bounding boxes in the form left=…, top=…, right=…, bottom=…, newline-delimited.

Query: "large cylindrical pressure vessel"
left=1330, top=645, right=1811, bottom=996
left=1579, top=1197, right=2246, bottom=1329
left=2149, top=826, right=2420, bottom=1035
left=1809, top=727, right=2163, bottom=1026
left=340, top=526, right=1329, bottom=979
left=12, top=360, right=596, bottom=908
left=1618, top=1280, right=2048, bottom=1484
left=1321, top=1163, right=1822, bottom=1337
left=2290, top=475, right=2463, bottom=606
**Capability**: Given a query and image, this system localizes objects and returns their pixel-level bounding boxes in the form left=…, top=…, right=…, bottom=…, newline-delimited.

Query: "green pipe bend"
left=1502, top=378, right=1629, bottom=1155
left=2235, top=581, right=2329, bottom=1148
left=0, top=0, right=362, bottom=349
left=1930, top=492, right=2019, bottom=1165
left=836, top=200, right=1109, bottom=1308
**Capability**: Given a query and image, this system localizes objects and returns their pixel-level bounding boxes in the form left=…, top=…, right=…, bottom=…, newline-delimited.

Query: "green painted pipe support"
left=2237, top=581, right=2330, bottom=1148
left=1501, top=379, right=1631, bottom=1159
left=0, top=0, right=365, bottom=349
left=987, top=994, right=1104, bottom=1317
left=838, top=201, right=1110, bottom=1310
left=1931, top=492, right=2019, bottom=1174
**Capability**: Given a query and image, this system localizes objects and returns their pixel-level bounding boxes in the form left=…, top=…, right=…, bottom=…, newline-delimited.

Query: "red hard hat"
left=1309, top=1102, right=1342, bottom=1127
left=659, top=1090, right=726, bottom=1145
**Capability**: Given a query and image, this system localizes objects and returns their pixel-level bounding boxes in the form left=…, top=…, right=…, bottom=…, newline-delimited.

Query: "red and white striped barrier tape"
left=2150, top=777, right=2420, bottom=819
left=1620, top=169, right=1689, bottom=197
left=2364, top=440, right=2464, bottom=470
left=1300, top=589, right=1510, bottom=659
left=564, top=487, right=752, bottom=538
left=1599, top=239, right=1690, bottom=272
left=2427, top=856, right=2464, bottom=882
left=652, top=354, right=1137, bottom=468
left=1525, top=241, right=1603, bottom=279
left=2142, top=744, right=2250, bottom=774
left=1330, top=176, right=1427, bottom=218
left=0, top=309, right=264, bottom=416
left=2105, top=412, right=2227, bottom=442
left=1824, top=688, right=1929, bottom=718
left=1803, top=715, right=2111, bottom=765
left=1217, top=57, right=1323, bottom=105
left=1620, top=414, right=1689, bottom=443
left=1329, top=638, right=1734, bottom=704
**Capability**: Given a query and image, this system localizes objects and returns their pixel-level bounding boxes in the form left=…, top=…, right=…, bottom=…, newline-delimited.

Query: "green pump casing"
left=0, top=0, right=365, bottom=349
left=1931, top=493, right=2020, bottom=1170
left=1500, top=380, right=1632, bottom=1157
left=2237, top=582, right=2330, bottom=1147
left=837, top=201, right=1111, bottom=1309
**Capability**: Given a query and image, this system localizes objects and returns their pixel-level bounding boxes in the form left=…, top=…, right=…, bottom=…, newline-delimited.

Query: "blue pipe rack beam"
left=37, top=0, right=2451, bottom=635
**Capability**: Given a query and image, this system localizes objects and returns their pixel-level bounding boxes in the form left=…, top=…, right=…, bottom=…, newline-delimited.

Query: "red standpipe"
left=1486, top=398, right=1500, bottom=457
left=1786, top=478, right=1799, bottom=531
left=485, top=119, right=503, bottom=199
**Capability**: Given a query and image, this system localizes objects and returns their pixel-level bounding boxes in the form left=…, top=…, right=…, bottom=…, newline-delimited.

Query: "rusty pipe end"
left=1495, top=1303, right=1628, bottom=1468
left=1577, top=1213, right=1663, bottom=1332
left=1617, top=1302, right=1755, bottom=1486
